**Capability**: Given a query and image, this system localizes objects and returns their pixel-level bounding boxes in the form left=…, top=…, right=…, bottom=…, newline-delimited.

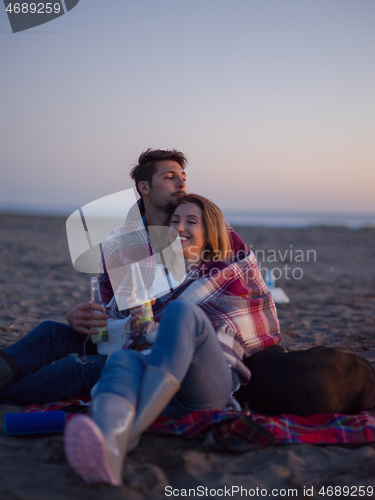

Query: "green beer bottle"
left=131, top=262, right=154, bottom=331
left=90, top=276, right=109, bottom=343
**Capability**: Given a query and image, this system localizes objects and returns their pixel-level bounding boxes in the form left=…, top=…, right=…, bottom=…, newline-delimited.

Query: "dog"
left=234, top=345, right=375, bottom=416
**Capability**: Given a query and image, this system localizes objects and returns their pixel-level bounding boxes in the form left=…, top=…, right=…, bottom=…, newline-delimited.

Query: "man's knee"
left=38, top=320, right=59, bottom=331
left=38, top=320, right=76, bottom=337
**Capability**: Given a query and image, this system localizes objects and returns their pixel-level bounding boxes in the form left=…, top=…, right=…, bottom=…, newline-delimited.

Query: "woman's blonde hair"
left=177, top=194, right=232, bottom=263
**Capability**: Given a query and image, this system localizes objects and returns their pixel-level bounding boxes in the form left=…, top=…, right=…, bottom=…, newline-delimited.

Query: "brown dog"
left=234, top=345, right=375, bottom=416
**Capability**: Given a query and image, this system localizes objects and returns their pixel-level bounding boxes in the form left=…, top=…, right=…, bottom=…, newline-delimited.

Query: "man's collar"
left=137, top=197, right=145, bottom=217
left=142, top=213, right=148, bottom=231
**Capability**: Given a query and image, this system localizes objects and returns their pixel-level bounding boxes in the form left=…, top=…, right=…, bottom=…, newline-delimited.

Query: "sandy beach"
left=0, top=212, right=375, bottom=499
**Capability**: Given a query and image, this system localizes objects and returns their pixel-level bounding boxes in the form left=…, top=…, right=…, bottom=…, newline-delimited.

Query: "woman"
left=64, top=194, right=281, bottom=486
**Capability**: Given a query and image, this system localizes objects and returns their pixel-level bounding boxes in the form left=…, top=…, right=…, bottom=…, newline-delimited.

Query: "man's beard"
left=165, top=198, right=182, bottom=213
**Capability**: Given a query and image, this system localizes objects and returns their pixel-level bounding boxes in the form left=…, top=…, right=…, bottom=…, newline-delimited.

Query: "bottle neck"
left=90, top=277, right=103, bottom=304
left=131, top=264, right=149, bottom=302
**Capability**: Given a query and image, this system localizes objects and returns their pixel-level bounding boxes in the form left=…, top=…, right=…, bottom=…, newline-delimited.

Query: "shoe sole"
left=64, top=415, right=120, bottom=486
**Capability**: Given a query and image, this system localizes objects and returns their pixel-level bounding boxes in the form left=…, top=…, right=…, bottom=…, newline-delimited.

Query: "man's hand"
left=67, top=302, right=109, bottom=336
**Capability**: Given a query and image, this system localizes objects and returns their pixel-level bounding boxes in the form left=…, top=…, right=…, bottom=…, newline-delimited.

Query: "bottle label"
left=137, top=301, right=154, bottom=323
left=91, top=324, right=109, bottom=343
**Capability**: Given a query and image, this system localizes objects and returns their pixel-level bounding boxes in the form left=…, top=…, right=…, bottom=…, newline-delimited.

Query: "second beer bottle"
left=130, top=262, right=154, bottom=332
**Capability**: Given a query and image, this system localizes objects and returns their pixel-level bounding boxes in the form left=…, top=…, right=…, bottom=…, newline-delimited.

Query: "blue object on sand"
left=265, top=270, right=276, bottom=289
left=3, top=411, right=66, bottom=436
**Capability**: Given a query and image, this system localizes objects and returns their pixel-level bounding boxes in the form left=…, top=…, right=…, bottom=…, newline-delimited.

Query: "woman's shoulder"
left=199, top=250, right=256, bottom=274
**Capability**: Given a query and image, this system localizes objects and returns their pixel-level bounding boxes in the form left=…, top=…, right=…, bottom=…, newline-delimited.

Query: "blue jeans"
left=0, top=321, right=107, bottom=405
left=96, top=301, right=235, bottom=419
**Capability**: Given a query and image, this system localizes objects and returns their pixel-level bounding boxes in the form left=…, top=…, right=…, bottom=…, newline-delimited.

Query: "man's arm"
left=98, top=214, right=155, bottom=317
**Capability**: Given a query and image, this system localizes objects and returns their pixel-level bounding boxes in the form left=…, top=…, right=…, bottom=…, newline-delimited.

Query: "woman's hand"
left=67, top=302, right=108, bottom=336
left=127, top=298, right=156, bottom=331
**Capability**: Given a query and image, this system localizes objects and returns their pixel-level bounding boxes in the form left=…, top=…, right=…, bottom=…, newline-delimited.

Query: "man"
left=67, top=148, right=188, bottom=334
left=67, top=148, right=247, bottom=333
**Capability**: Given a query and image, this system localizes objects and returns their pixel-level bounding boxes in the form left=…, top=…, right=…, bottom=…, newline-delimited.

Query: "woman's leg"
left=95, top=301, right=233, bottom=416
left=95, top=349, right=147, bottom=404
left=147, top=300, right=234, bottom=418
left=64, top=301, right=234, bottom=486
left=64, top=350, right=146, bottom=486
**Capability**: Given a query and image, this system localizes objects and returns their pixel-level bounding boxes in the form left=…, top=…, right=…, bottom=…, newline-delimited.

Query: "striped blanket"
left=25, top=401, right=375, bottom=451
left=147, top=410, right=375, bottom=451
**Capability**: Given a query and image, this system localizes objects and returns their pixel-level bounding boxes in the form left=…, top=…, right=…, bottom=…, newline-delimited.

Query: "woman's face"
left=170, top=203, right=207, bottom=264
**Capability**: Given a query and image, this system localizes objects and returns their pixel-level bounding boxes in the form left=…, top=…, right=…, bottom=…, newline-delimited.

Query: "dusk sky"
left=1, top=0, right=374, bottom=217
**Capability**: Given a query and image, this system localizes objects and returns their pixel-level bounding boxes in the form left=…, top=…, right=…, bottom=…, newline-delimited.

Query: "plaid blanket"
left=147, top=410, right=375, bottom=451
left=149, top=252, right=282, bottom=381
left=25, top=401, right=375, bottom=452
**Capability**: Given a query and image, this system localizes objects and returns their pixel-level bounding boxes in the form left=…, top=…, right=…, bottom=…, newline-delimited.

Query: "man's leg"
left=2, top=321, right=90, bottom=377
left=0, top=353, right=107, bottom=405
left=0, top=320, right=106, bottom=404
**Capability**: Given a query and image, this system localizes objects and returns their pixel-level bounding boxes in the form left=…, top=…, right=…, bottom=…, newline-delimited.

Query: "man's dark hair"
left=130, top=149, right=187, bottom=197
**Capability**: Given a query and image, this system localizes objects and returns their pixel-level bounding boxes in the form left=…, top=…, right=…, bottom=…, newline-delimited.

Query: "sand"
left=0, top=212, right=375, bottom=499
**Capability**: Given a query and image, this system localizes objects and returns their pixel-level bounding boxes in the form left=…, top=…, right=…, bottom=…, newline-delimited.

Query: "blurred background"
left=1, top=0, right=374, bottom=228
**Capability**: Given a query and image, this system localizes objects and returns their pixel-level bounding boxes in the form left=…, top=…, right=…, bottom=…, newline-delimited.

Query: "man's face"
left=147, top=160, right=187, bottom=212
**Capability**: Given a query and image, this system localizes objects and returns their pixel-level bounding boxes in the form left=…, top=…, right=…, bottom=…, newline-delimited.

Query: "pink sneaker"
left=64, top=414, right=120, bottom=486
